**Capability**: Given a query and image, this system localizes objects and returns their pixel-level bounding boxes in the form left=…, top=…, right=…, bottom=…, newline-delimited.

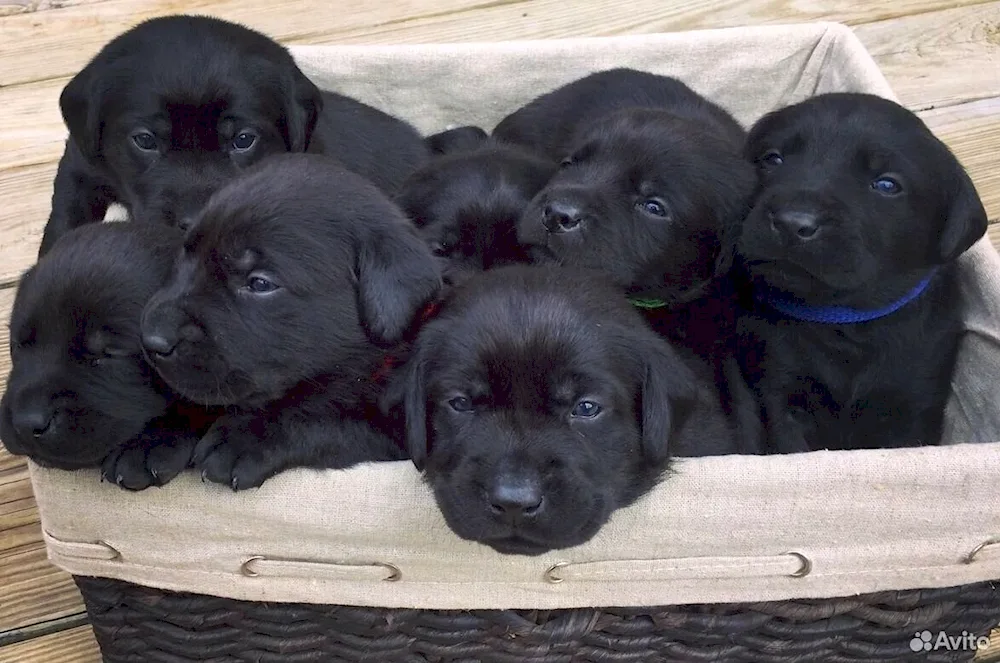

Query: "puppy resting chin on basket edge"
left=0, top=223, right=219, bottom=490
left=140, top=154, right=441, bottom=490
left=382, top=265, right=739, bottom=556
left=734, top=93, right=988, bottom=454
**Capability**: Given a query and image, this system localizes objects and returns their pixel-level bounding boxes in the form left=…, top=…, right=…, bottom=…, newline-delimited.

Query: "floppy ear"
left=938, top=166, right=988, bottom=263
left=712, top=157, right=758, bottom=278
left=59, top=65, right=103, bottom=162
left=380, top=350, right=430, bottom=471
left=637, top=341, right=700, bottom=466
left=282, top=69, right=323, bottom=152
left=356, top=219, right=442, bottom=345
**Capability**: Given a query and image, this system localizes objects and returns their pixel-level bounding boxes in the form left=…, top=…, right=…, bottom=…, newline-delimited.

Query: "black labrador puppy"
left=383, top=265, right=738, bottom=555
left=395, top=142, right=557, bottom=286
left=501, top=69, right=755, bottom=308
left=735, top=93, right=988, bottom=453
left=140, top=154, right=441, bottom=490
left=41, top=14, right=428, bottom=255
left=1, top=223, right=217, bottom=490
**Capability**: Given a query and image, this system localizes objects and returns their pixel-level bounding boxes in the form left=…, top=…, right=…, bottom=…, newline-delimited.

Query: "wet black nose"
left=12, top=405, right=55, bottom=440
left=769, top=209, right=821, bottom=241
left=141, top=331, right=179, bottom=358
left=489, top=477, right=544, bottom=519
left=542, top=201, right=583, bottom=233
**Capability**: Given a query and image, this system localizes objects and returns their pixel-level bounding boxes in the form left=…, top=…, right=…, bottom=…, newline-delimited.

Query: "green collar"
left=628, top=297, right=669, bottom=310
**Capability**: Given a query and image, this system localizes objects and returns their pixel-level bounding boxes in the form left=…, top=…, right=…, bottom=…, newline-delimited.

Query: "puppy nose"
left=142, top=331, right=179, bottom=357
left=489, top=478, right=544, bottom=519
left=769, top=209, right=820, bottom=241
left=12, top=405, right=55, bottom=440
left=542, top=201, right=583, bottom=233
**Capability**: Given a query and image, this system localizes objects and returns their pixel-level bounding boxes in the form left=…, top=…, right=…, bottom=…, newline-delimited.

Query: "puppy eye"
left=431, top=241, right=452, bottom=258
left=759, top=149, right=784, bottom=168
left=637, top=198, right=670, bottom=218
left=231, top=131, right=258, bottom=152
left=560, top=156, right=574, bottom=168
left=103, top=346, right=134, bottom=358
left=242, top=274, right=279, bottom=294
left=448, top=396, right=474, bottom=412
left=871, top=175, right=903, bottom=196
left=571, top=400, right=603, bottom=418
left=131, top=131, right=158, bottom=152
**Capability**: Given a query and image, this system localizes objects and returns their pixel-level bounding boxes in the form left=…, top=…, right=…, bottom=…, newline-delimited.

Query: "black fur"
left=395, top=142, right=557, bottom=286
left=735, top=93, right=988, bottom=453
left=494, top=68, right=746, bottom=160
left=504, top=69, right=755, bottom=305
left=0, top=223, right=217, bottom=490
left=40, top=15, right=428, bottom=255
left=140, top=154, right=441, bottom=490
left=425, top=125, right=490, bottom=155
left=382, top=265, right=737, bottom=556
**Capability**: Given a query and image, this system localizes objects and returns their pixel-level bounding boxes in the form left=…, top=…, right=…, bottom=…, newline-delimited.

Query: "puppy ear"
left=282, top=69, right=324, bottom=152
left=938, top=166, right=988, bottom=262
left=356, top=218, right=442, bottom=345
left=638, top=342, right=700, bottom=465
left=712, top=159, right=757, bottom=278
left=380, top=350, right=429, bottom=471
left=59, top=65, right=102, bottom=161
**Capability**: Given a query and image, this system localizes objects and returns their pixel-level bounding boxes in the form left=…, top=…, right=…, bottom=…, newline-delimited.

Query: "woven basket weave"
left=77, top=576, right=1000, bottom=663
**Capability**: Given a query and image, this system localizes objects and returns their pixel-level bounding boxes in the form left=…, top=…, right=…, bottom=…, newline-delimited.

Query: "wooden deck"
left=0, top=1, right=998, bottom=660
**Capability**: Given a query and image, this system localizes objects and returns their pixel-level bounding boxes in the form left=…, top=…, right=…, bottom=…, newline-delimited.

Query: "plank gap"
left=0, top=612, right=89, bottom=647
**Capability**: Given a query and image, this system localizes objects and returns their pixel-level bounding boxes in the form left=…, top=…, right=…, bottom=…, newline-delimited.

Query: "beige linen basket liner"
left=28, top=21, right=1000, bottom=612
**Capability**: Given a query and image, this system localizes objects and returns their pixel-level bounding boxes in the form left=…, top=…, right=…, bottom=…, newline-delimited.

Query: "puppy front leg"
left=39, top=143, right=117, bottom=257
left=192, top=400, right=404, bottom=491
left=760, top=392, right=813, bottom=454
left=101, top=415, right=202, bottom=491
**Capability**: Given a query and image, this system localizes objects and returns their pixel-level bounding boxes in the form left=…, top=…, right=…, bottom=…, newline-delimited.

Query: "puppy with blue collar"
left=734, top=93, right=987, bottom=453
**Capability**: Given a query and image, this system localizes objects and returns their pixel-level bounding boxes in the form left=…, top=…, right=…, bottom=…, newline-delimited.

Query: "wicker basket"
left=26, top=23, right=1000, bottom=663
left=76, top=576, right=1000, bottom=663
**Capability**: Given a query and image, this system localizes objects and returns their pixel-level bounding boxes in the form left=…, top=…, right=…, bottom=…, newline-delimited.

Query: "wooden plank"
left=854, top=1, right=1000, bottom=111
left=0, top=79, right=66, bottom=172
left=0, top=1, right=110, bottom=18
left=296, top=0, right=994, bottom=48
left=0, top=626, right=100, bottom=663
left=0, top=0, right=520, bottom=87
left=0, top=288, right=12, bottom=388
left=0, top=545, right=84, bottom=633
left=0, top=0, right=995, bottom=88
left=921, top=96, right=1000, bottom=221
left=977, top=627, right=1000, bottom=660
left=990, top=221, right=1000, bottom=248
left=0, top=163, right=51, bottom=286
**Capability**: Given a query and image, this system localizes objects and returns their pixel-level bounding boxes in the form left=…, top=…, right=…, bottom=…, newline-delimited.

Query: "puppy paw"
left=192, top=418, right=284, bottom=491
left=101, top=433, right=197, bottom=491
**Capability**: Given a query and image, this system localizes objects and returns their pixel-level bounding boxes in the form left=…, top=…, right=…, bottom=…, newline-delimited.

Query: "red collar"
left=371, top=300, right=441, bottom=383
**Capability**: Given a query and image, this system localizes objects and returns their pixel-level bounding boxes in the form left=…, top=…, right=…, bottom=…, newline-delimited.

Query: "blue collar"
left=755, top=269, right=938, bottom=324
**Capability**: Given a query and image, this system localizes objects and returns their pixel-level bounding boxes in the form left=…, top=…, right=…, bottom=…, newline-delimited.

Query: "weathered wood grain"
left=0, top=1, right=108, bottom=18
left=0, top=545, right=84, bottom=633
left=921, top=96, right=1000, bottom=220
left=854, top=2, right=1000, bottom=111
left=0, top=164, right=52, bottom=286
left=0, top=626, right=100, bottom=663
left=1, top=0, right=996, bottom=88
left=0, top=0, right=521, bottom=87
